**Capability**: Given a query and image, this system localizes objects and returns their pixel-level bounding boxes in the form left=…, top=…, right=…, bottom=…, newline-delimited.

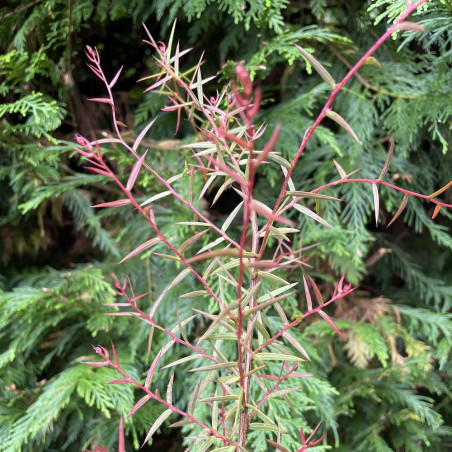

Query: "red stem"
left=258, top=0, right=430, bottom=257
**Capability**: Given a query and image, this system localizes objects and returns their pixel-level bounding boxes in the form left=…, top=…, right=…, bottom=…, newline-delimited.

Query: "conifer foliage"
left=1, top=1, right=451, bottom=451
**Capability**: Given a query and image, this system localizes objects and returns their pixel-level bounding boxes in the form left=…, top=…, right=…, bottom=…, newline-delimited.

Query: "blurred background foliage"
left=0, top=0, right=451, bottom=450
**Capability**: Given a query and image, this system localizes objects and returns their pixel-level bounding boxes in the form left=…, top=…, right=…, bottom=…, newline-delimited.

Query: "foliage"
left=1, top=0, right=451, bottom=451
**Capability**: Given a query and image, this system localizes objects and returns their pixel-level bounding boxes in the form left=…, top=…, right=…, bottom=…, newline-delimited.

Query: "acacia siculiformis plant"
left=76, top=1, right=451, bottom=450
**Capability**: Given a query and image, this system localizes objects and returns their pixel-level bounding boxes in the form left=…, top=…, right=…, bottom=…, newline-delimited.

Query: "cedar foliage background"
left=0, top=0, right=451, bottom=450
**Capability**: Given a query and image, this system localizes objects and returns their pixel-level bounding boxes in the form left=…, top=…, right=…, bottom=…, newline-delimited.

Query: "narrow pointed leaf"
left=126, top=395, right=151, bottom=419
left=83, top=361, right=108, bottom=367
left=152, top=252, right=180, bottom=262
left=211, top=446, right=235, bottom=452
left=259, top=270, right=290, bottom=286
left=109, top=66, right=123, bottom=88
left=197, top=64, right=203, bottom=103
left=127, top=150, right=148, bottom=191
left=282, top=331, right=310, bottom=361
left=395, top=21, right=427, bottom=32
left=255, top=353, right=305, bottom=363
left=118, top=416, right=125, bottom=452
left=222, top=201, right=244, bottom=231
left=188, top=248, right=255, bottom=264
left=92, top=199, right=131, bottom=208
left=169, top=418, right=193, bottom=428
left=88, top=98, right=113, bottom=105
left=133, top=118, right=157, bottom=151
left=174, top=41, right=180, bottom=76
left=293, top=204, right=333, bottom=229
left=249, top=423, right=279, bottom=432
left=179, top=290, right=208, bottom=299
left=176, top=308, right=190, bottom=343
left=432, top=204, right=441, bottom=219
left=308, top=276, right=324, bottom=306
left=253, top=200, right=297, bottom=227
left=187, top=378, right=202, bottom=415
left=187, top=362, right=238, bottom=372
left=179, top=228, right=210, bottom=253
left=295, top=44, right=336, bottom=88
left=140, top=190, right=171, bottom=207
left=287, top=191, right=341, bottom=201
left=111, top=341, right=119, bottom=367
left=144, top=75, right=172, bottom=92
left=167, top=268, right=191, bottom=291
left=167, top=373, right=174, bottom=404
left=266, top=440, right=289, bottom=452
left=302, top=275, right=312, bottom=310
left=326, top=110, right=362, bottom=144
left=246, top=404, right=276, bottom=425
left=200, top=395, right=239, bottom=403
left=267, top=386, right=301, bottom=398
left=107, top=378, right=133, bottom=384
left=372, top=184, right=379, bottom=226
left=142, top=22, right=157, bottom=48
left=379, top=137, right=394, bottom=180
left=333, top=159, right=346, bottom=178
left=429, top=180, right=452, bottom=198
left=84, top=167, right=112, bottom=177
left=167, top=19, right=177, bottom=63
left=142, top=409, right=172, bottom=446
left=119, top=237, right=161, bottom=263
left=196, top=300, right=239, bottom=344
left=255, top=123, right=281, bottom=166
left=197, top=437, right=217, bottom=452
left=190, top=75, right=216, bottom=91
left=160, top=354, right=203, bottom=370
left=318, top=310, right=346, bottom=340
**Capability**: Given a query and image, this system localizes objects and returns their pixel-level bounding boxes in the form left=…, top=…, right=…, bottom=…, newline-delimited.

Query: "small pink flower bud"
left=74, top=133, right=93, bottom=153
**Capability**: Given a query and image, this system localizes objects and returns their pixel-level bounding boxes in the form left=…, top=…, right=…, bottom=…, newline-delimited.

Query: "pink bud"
left=74, top=134, right=93, bottom=153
